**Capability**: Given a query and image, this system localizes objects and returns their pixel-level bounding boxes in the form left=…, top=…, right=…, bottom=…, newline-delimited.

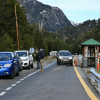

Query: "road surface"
left=0, top=61, right=100, bottom=100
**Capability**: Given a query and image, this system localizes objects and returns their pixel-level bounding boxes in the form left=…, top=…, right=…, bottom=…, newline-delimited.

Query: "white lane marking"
left=27, top=74, right=31, bottom=77
left=6, top=87, right=12, bottom=91
left=11, top=84, right=16, bottom=87
left=16, top=81, right=21, bottom=83
left=21, top=79, right=24, bottom=81
left=44, top=61, right=56, bottom=69
left=0, top=92, right=6, bottom=96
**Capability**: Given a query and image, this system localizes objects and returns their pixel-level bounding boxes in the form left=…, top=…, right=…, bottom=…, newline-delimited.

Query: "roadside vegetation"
left=95, top=69, right=100, bottom=74
left=0, top=0, right=72, bottom=56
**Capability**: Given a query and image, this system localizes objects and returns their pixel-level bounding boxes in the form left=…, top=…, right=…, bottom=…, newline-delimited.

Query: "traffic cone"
left=40, top=69, right=44, bottom=72
left=75, top=55, right=77, bottom=66
left=97, top=57, right=99, bottom=69
left=40, top=65, right=44, bottom=72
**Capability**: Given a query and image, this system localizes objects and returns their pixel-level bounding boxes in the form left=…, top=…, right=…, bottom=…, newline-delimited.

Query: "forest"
left=0, top=0, right=100, bottom=56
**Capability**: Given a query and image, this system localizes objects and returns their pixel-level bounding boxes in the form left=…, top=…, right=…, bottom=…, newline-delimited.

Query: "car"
left=14, top=50, right=34, bottom=69
left=57, top=50, right=73, bottom=65
left=0, top=52, right=20, bottom=79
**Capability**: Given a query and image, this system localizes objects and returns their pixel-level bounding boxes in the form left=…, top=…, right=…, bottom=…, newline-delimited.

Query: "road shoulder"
left=76, top=66, right=100, bottom=100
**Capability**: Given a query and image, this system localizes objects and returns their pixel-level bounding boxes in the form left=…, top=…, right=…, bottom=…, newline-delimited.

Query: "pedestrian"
left=39, top=48, right=45, bottom=72
left=36, top=49, right=41, bottom=69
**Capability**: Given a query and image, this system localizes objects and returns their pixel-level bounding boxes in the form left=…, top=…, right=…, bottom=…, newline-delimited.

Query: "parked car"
left=14, top=50, right=34, bottom=69
left=14, top=53, right=23, bottom=71
left=57, top=50, right=73, bottom=65
left=0, top=52, right=20, bottom=79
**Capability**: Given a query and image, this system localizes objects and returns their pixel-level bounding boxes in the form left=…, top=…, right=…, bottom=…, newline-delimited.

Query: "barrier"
left=89, top=68, right=100, bottom=94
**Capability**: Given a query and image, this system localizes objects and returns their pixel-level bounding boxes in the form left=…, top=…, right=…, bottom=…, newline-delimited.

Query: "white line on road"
left=6, top=87, right=12, bottom=91
left=0, top=92, right=6, bottom=96
left=20, top=79, right=24, bottom=81
left=16, top=81, right=21, bottom=83
left=11, top=84, right=16, bottom=87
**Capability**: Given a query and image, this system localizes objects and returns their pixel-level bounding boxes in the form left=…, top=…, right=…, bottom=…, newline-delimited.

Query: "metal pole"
left=15, top=0, right=22, bottom=50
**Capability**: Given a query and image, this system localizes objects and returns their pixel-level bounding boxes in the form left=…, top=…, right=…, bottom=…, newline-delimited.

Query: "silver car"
left=57, top=50, right=73, bottom=65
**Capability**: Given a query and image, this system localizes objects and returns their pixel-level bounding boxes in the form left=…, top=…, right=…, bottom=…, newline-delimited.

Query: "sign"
left=29, top=47, right=34, bottom=54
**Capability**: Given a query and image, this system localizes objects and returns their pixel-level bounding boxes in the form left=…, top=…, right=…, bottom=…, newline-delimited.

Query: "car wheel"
left=31, top=63, right=33, bottom=68
left=16, top=68, right=20, bottom=76
left=57, top=61, right=60, bottom=65
left=28, top=62, right=31, bottom=69
left=70, top=62, right=73, bottom=65
left=20, top=66, right=23, bottom=71
left=10, top=69, right=14, bottom=79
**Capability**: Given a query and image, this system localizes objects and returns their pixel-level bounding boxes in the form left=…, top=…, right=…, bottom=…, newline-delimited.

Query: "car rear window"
left=59, top=52, right=71, bottom=56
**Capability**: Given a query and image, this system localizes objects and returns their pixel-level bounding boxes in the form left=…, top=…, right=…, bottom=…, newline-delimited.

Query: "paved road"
left=0, top=59, right=56, bottom=89
left=0, top=62, right=99, bottom=100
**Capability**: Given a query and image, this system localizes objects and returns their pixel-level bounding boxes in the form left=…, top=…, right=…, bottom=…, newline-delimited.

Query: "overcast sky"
left=38, top=0, right=100, bottom=23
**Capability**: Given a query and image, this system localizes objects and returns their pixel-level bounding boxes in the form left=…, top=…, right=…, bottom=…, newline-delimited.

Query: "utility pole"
left=15, top=0, right=22, bottom=50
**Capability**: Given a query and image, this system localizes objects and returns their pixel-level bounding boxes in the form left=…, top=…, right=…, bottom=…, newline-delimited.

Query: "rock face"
left=19, top=0, right=72, bottom=32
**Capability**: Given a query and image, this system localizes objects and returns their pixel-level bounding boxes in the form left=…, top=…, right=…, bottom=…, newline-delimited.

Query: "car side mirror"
left=14, top=58, right=18, bottom=61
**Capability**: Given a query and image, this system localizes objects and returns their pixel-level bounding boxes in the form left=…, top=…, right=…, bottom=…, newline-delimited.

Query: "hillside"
left=18, top=0, right=72, bottom=32
left=58, top=19, right=99, bottom=39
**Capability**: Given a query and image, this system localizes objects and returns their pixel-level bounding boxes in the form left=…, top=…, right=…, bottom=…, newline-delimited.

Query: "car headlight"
left=69, top=57, right=72, bottom=59
left=59, top=57, right=62, bottom=59
left=4, top=64, right=11, bottom=67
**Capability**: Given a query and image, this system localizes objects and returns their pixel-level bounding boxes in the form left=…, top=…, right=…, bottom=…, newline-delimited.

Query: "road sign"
left=29, top=47, right=34, bottom=54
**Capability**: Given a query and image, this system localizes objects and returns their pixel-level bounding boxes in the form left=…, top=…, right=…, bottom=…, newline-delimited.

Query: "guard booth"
left=80, top=39, right=100, bottom=68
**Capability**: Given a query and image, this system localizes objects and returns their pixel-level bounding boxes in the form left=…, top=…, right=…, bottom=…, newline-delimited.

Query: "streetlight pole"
left=15, top=0, right=22, bottom=50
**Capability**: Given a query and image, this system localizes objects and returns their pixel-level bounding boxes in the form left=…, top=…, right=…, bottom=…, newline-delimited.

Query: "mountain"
left=58, top=19, right=99, bottom=39
left=69, top=20, right=80, bottom=26
left=18, top=0, right=72, bottom=32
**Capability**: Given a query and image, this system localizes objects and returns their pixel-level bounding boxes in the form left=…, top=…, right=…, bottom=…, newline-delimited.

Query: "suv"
left=14, top=50, right=34, bottom=69
left=57, top=50, right=73, bottom=65
left=0, top=52, right=20, bottom=79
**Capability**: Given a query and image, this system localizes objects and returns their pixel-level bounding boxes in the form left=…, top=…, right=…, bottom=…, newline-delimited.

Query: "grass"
left=86, top=70, right=91, bottom=74
left=95, top=69, right=100, bottom=74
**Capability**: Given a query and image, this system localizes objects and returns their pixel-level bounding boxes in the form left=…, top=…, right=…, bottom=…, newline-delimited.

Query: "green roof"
left=81, top=39, right=100, bottom=46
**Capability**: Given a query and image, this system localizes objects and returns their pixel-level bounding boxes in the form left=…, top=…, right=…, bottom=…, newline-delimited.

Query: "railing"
left=89, top=68, right=100, bottom=94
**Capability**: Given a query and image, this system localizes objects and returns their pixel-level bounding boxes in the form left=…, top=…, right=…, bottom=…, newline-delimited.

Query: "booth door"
left=88, top=47, right=95, bottom=67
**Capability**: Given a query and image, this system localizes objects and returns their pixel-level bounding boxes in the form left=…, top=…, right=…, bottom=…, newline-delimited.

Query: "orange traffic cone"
left=40, top=69, right=44, bottom=72
left=97, top=57, right=99, bottom=69
left=75, top=55, right=77, bottom=66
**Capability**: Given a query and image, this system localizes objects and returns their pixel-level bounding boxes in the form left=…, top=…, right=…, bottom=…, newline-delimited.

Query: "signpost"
left=29, top=47, right=34, bottom=54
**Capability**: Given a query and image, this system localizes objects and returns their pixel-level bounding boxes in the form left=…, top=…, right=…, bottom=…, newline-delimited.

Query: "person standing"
left=39, top=48, right=44, bottom=72
left=36, top=49, right=41, bottom=69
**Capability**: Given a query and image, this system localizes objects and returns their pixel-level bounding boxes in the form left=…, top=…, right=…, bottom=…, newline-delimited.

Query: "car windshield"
left=15, top=52, right=27, bottom=57
left=0, top=53, right=12, bottom=61
left=59, top=52, right=71, bottom=56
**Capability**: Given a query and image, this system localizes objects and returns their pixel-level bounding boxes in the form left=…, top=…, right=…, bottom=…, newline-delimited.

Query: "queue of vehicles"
left=0, top=50, right=34, bottom=79
left=0, top=49, right=73, bottom=79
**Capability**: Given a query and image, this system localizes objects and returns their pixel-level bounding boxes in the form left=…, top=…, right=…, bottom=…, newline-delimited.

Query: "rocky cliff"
left=19, top=0, right=72, bottom=32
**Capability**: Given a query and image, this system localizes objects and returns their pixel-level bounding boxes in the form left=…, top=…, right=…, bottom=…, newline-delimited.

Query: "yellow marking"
left=74, top=66, right=98, bottom=100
